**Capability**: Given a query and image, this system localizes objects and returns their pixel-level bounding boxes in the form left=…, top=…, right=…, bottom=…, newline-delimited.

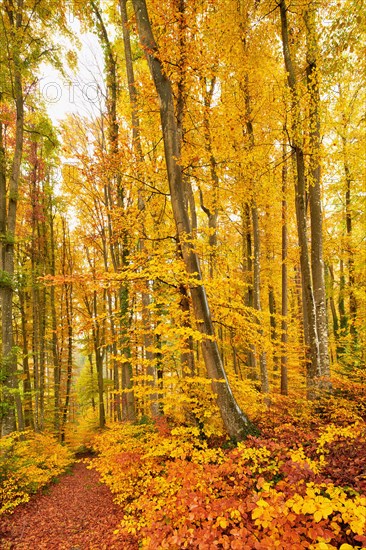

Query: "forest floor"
left=0, top=460, right=137, bottom=550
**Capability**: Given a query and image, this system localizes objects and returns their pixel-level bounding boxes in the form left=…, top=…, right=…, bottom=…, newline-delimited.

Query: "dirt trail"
left=0, top=461, right=137, bottom=550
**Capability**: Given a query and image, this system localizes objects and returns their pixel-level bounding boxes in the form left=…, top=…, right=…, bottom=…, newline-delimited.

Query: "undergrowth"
left=0, top=430, right=73, bottom=514
left=88, top=382, right=366, bottom=550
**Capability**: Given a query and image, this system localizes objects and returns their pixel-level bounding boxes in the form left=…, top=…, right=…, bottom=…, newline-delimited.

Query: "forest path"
left=0, top=460, right=136, bottom=550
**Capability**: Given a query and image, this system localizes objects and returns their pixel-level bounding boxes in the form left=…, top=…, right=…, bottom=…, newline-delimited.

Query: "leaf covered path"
left=0, top=461, right=137, bottom=549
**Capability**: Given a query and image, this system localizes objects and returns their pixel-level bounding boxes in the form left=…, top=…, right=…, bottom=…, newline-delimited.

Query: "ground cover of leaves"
left=0, top=461, right=137, bottom=549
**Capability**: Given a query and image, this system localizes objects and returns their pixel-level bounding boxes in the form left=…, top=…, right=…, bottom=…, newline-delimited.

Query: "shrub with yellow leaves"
left=0, top=430, right=73, bottom=514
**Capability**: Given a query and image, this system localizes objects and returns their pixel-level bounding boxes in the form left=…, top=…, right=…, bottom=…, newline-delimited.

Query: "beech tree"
left=279, top=0, right=329, bottom=396
left=1, top=0, right=364, bottom=445
left=0, top=0, right=25, bottom=435
left=131, top=0, right=258, bottom=440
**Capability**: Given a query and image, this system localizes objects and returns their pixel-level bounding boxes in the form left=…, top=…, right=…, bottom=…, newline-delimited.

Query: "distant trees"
left=0, top=0, right=76, bottom=437
left=0, top=0, right=364, bottom=439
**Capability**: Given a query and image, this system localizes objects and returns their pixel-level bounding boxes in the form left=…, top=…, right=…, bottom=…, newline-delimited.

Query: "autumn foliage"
left=88, top=386, right=366, bottom=550
left=0, top=431, right=73, bottom=514
left=0, top=0, right=365, bottom=547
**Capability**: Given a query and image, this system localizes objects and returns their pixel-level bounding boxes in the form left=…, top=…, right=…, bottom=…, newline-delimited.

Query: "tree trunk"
left=30, top=141, right=41, bottom=430
left=305, top=6, right=330, bottom=380
left=179, top=282, right=195, bottom=375
left=84, top=241, right=106, bottom=430
left=32, top=283, right=40, bottom=431
left=120, top=0, right=156, bottom=417
left=342, top=135, right=358, bottom=347
left=120, top=283, right=135, bottom=421
left=0, top=11, right=24, bottom=433
left=61, top=220, right=74, bottom=441
left=201, top=76, right=219, bottom=279
left=252, top=206, right=269, bottom=394
left=91, top=0, right=131, bottom=422
left=88, top=354, right=96, bottom=412
left=327, top=263, right=344, bottom=360
left=61, top=281, right=73, bottom=442
left=95, top=345, right=106, bottom=429
left=49, top=203, right=61, bottom=434
left=268, top=286, right=277, bottom=349
left=18, top=284, right=34, bottom=427
left=132, top=0, right=257, bottom=439
left=90, top=0, right=118, bottom=153
left=241, top=69, right=269, bottom=394
left=119, top=0, right=143, bottom=156
left=281, top=140, right=289, bottom=395
left=174, top=2, right=197, bottom=379
left=279, top=0, right=321, bottom=397
left=242, top=203, right=257, bottom=377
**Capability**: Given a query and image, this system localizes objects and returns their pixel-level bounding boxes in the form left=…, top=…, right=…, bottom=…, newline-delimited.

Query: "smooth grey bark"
left=31, top=265, right=40, bottom=431
left=61, top=280, right=73, bottom=442
left=60, top=219, right=74, bottom=441
left=305, top=7, right=330, bottom=380
left=175, top=1, right=198, bottom=379
left=281, top=140, right=289, bottom=395
left=342, top=135, right=358, bottom=346
left=30, top=141, right=47, bottom=431
left=119, top=0, right=143, bottom=157
left=131, top=0, right=257, bottom=439
left=279, top=0, right=321, bottom=396
left=252, top=206, right=269, bottom=394
left=91, top=0, right=124, bottom=422
left=241, top=65, right=269, bottom=393
left=327, top=263, right=345, bottom=360
left=242, top=203, right=257, bottom=377
left=49, top=201, right=61, bottom=434
left=90, top=0, right=118, bottom=153
left=327, top=265, right=339, bottom=335
left=92, top=0, right=136, bottom=421
left=268, top=286, right=277, bottom=347
left=18, top=285, right=33, bottom=427
left=120, top=0, right=158, bottom=416
left=93, top=291, right=106, bottom=429
left=119, top=282, right=135, bottom=421
left=201, top=76, right=219, bottom=279
left=175, top=2, right=197, bottom=379
left=0, top=3, right=25, bottom=434
left=178, top=282, right=196, bottom=375
left=338, top=258, right=347, bottom=337
left=238, top=17, right=256, bottom=378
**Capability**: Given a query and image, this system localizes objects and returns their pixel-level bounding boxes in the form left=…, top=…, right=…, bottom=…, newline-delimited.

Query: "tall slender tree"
left=131, top=0, right=258, bottom=439
left=305, top=4, right=330, bottom=380
left=0, top=0, right=25, bottom=435
left=279, top=0, right=323, bottom=396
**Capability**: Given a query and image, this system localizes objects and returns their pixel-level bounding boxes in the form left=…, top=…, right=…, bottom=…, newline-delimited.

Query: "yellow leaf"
left=314, top=510, right=323, bottom=523
left=302, top=500, right=317, bottom=514
left=252, top=507, right=263, bottom=520
left=292, top=500, right=303, bottom=514
left=320, top=504, right=333, bottom=518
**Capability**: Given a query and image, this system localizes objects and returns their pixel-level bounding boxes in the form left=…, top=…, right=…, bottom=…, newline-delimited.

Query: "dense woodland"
left=0, top=0, right=365, bottom=548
